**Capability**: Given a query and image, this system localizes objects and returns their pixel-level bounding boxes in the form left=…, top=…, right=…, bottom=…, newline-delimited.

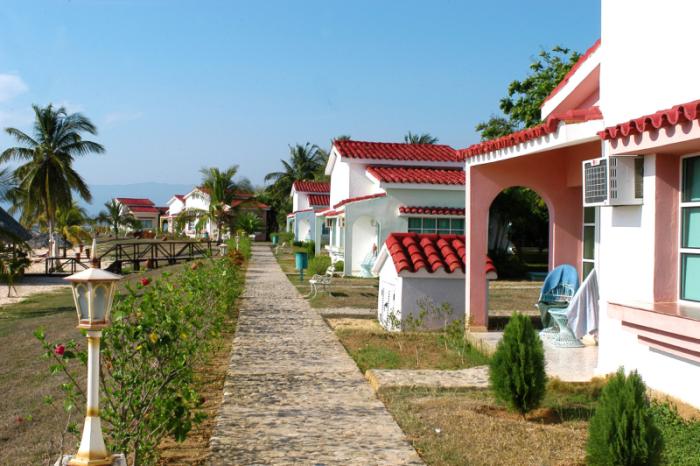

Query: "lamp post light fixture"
left=64, top=266, right=122, bottom=466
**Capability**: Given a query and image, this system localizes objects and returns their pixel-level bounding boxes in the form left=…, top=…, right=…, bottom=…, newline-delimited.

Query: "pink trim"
left=461, top=106, right=602, bottom=158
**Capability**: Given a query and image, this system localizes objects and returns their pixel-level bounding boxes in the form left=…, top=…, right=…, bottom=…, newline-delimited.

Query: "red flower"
left=140, top=278, right=151, bottom=286
left=54, top=344, right=65, bottom=356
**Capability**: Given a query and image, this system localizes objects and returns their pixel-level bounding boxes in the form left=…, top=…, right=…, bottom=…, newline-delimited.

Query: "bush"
left=308, top=255, right=331, bottom=275
left=489, top=312, right=546, bottom=415
left=228, top=234, right=252, bottom=260
left=587, top=368, right=662, bottom=466
left=35, top=259, right=244, bottom=465
left=334, top=260, right=344, bottom=272
left=304, top=240, right=315, bottom=258
left=650, top=400, right=700, bottom=465
left=489, top=251, right=529, bottom=279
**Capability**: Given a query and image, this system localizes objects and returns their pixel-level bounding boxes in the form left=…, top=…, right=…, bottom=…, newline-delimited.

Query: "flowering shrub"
left=35, top=257, right=244, bottom=465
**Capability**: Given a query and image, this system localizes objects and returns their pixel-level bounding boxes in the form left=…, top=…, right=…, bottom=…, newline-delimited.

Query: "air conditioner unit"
left=582, top=156, right=644, bottom=207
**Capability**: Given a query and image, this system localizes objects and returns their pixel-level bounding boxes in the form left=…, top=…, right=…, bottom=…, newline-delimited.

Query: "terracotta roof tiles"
left=399, top=206, right=465, bottom=216
left=367, top=166, right=465, bottom=185
left=292, top=180, right=330, bottom=193
left=308, top=194, right=330, bottom=206
left=599, top=99, right=700, bottom=140
left=385, top=233, right=466, bottom=274
left=334, top=140, right=460, bottom=162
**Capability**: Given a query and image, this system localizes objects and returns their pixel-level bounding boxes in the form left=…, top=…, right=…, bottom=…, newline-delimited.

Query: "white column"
left=69, top=330, right=110, bottom=466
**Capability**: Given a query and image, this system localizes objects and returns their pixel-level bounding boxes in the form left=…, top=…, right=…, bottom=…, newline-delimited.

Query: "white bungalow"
left=286, top=180, right=330, bottom=253
left=373, top=232, right=497, bottom=331
left=318, top=140, right=465, bottom=276
left=461, top=0, right=700, bottom=408
left=113, top=198, right=160, bottom=231
left=160, top=194, right=185, bottom=233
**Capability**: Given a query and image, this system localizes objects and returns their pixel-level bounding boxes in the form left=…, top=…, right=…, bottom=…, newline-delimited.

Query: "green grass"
left=651, top=401, right=700, bottom=465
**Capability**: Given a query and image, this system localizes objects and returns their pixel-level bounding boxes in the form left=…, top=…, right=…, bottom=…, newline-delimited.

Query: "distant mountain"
left=79, top=182, right=195, bottom=215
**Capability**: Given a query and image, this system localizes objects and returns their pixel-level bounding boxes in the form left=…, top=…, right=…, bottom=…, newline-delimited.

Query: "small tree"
left=587, top=368, right=662, bottom=466
left=489, top=312, right=546, bottom=416
left=235, top=212, right=263, bottom=235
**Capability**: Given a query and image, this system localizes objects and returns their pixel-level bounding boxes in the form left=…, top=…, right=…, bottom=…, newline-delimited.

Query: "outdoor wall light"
left=63, top=266, right=123, bottom=466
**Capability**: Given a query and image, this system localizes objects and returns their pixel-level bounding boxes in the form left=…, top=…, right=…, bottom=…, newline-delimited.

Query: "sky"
left=0, top=0, right=600, bottom=188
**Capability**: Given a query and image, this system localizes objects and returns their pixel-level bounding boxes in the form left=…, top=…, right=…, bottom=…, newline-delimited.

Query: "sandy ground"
left=0, top=275, right=70, bottom=307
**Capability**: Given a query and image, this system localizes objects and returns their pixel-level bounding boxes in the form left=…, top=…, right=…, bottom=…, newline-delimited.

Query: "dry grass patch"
left=332, top=319, right=488, bottom=373
left=275, top=250, right=377, bottom=309
left=381, top=382, right=604, bottom=466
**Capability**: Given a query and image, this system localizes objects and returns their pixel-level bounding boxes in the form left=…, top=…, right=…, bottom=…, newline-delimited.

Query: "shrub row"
left=36, top=257, right=244, bottom=465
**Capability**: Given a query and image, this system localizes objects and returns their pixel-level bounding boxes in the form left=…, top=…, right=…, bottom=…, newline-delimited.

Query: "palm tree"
left=55, top=202, right=92, bottom=248
left=1, top=104, right=104, bottom=256
left=235, top=212, right=263, bottom=235
left=404, top=131, right=438, bottom=144
left=97, top=200, right=139, bottom=238
left=265, top=143, right=324, bottom=195
left=177, top=166, right=241, bottom=243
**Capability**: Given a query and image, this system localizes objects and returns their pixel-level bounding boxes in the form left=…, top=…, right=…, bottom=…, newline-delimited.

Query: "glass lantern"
left=65, top=267, right=123, bottom=329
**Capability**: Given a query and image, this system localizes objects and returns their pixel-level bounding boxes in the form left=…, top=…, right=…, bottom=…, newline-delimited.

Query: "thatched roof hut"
left=0, top=207, right=31, bottom=243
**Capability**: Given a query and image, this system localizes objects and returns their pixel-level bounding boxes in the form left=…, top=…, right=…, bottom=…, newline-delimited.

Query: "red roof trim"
left=461, top=106, right=603, bottom=158
left=384, top=232, right=496, bottom=276
left=334, top=140, right=460, bottom=162
left=542, top=39, right=601, bottom=106
left=292, top=180, right=330, bottom=193
left=128, top=206, right=159, bottom=213
left=367, top=166, right=465, bottom=185
left=399, top=206, right=465, bottom=216
left=599, top=99, right=700, bottom=141
left=308, top=194, right=330, bottom=206
left=333, top=192, right=387, bottom=209
left=115, top=197, right=155, bottom=206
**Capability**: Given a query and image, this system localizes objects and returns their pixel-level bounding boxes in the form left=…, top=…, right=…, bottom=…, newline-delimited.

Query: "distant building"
left=286, top=180, right=330, bottom=253
left=113, top=197, right=160, bottom=231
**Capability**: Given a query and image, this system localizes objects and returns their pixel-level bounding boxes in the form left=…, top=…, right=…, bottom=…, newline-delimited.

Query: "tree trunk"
left=48, top=217, right=57, bottom=257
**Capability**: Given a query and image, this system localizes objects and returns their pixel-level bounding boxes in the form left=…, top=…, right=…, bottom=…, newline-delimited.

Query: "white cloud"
left=0, top=74, right=28, bottom=102
left=103, top=111, right=143, bottom=126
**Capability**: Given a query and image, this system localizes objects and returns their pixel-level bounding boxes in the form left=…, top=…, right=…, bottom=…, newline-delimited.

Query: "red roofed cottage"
left=372, top=233, right=496, bottom=331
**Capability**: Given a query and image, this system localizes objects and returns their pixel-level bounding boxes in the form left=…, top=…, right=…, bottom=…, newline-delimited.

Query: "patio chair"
left=535, top=264, right=579, bottom=337
left=274, top=241, right=290, bottom=255
left=306, top=265, right=335, bottom=298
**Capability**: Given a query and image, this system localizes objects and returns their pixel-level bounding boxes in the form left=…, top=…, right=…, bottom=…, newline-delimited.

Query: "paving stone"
left=208, top=245, right=423, bottom=465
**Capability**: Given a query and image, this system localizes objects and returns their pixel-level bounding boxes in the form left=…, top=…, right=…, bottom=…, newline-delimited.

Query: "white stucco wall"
left=292, top=191, right=311, bottom=212
left=377, top=259, right=402, bottom=331
left=342, top=188, right=465, bottom=275
left=601, top=0, right=700, bottom=125
left=329, top=159, right=351, bottom=207
left=167, top=198, right=185, bottom=216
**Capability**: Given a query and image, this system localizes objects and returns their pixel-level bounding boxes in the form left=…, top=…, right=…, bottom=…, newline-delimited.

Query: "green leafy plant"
left=489, top=312, right=546, bottom=416
left=587, top=368, right=662, bottom=466
left=650, top=400, right=700, bottom=465
left=308, top=255, right=331, bottom=275
left=235, top=211, right=263, bottom=234
left=36, top=258, right=243, bottom=465
left=333, top=260, right=344, bottom=272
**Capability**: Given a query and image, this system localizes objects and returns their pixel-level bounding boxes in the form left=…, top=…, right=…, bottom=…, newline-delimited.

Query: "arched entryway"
left=351, top=215, right=378, bottom=276
left=465, top=147, right=589, bottom=332
left=487, top=187, right=550, bottom=329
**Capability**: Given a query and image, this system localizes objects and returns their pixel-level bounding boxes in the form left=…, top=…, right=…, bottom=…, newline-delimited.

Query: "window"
left=582, top=207, right=597, bottom=278
left=407, top=217, right=464, bottom=234
left=681, top=156, right=700, bottom=302
left=141, top=219, right=153, bottom=229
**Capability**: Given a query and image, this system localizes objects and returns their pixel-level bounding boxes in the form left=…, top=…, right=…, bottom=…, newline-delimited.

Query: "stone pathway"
left=366, top=366, right=490, bottom=392
left=208, top=245, right=423, bottom=465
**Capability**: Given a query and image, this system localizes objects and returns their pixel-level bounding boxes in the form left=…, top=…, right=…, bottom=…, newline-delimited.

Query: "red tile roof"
left=461, top=106, right=603, bottom=158
left=292, top=180, right=330, bottom=193
left=599, top=99, right=700, bottom=141
left=383, top=232, right=497, bottom=277
left=231, top=199, right=270, bottom=210
left=128, top=206, right=159, bottom=214
left=333, top=192, right=387, bottom=209
left=115, top=197, right=155, bottom=206
left=308, top=194, right=330, bottom=206
left=174, top=194, right=185, bottom=201
left=334, top=140, right=460, bottom=162
left=542, top=39, right=601, bottom=106
left=317, top=209, right=342, bottom=217
left=385, top=233, right=466, bottom=274
left=399, top=206, right=465, bottom=216
left=367, top=166, right=465, bottom=185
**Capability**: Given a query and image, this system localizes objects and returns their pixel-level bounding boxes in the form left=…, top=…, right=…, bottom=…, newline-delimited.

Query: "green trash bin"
left=295, top=251, right=308, bottom=281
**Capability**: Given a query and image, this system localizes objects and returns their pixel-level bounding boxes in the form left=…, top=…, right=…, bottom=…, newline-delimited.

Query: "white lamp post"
left=63, top=266, right=122, bottom=466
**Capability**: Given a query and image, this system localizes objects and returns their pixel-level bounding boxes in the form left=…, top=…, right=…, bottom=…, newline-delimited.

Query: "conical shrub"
left=489, top=312, right=546, bottom=415
left=587, top=368, right=662, bottom=466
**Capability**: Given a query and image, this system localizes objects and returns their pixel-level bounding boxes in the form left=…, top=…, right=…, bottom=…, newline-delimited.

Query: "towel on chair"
left=565, top=269, right=599, bottom=339
left=540, top=264, right=580, bottom=302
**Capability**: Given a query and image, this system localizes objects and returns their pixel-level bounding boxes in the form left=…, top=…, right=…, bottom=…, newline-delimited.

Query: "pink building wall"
left=465, top=143, right=598, bottom=330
